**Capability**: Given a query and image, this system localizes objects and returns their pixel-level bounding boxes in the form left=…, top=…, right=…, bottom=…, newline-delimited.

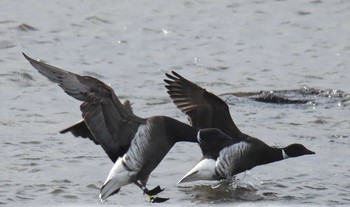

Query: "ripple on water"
left=86, top=184, right=99, bottom=190
left=2, top=71, right=35, bottom=87
left=52, top=179, right=72, bottom=184
left=0, top=40, right=15, bottom=49
left=14, top=185, right=45, bottom=202
left=304, top=185, right=328, bottom=191
left=51, top=189, right=65, bottom=195
left=178, top=180, right=265, bottom=204
left=15, top=23, right=38, bottom=31
left=19, top=141, right=41, bottom=145
left=63, top=195, right=79, bottom=199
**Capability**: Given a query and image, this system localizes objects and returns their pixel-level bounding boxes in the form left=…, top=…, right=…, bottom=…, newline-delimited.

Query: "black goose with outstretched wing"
left=165, top=71, right=244, bottom=140
left=23, top=53, right=143, bottom=162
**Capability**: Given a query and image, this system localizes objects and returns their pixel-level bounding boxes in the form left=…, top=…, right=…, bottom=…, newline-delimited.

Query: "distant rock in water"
left=16, top=23, right=38, bottom=31
left=222, top=88, right=349, bottom=106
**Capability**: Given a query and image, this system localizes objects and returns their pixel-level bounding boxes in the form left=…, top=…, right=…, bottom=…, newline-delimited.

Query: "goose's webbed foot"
left=144, top=185, right=163, bottom=196
left=145, top=186, right=169, bottom=203
left=147, top=194, right=169, bottom=203
left=133, top=181, right=169, bottom=203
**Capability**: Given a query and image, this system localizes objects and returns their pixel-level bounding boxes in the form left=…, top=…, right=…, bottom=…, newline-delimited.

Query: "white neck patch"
left=196, top=131, right=202, bottom=143
left=282, top=149, right=289, bottom=159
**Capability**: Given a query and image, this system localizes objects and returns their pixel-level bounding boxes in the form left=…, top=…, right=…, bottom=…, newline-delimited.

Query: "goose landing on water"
left=23, top=53, right=232, bottom=203
left=164, top=71, right=315, bottom=183
left=178, top=129, right=315, bottom=183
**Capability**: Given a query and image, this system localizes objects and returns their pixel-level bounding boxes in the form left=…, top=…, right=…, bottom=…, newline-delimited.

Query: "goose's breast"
left=215, top=141, right=257, bottom=178
left=123, top=123, right=173, bottom=178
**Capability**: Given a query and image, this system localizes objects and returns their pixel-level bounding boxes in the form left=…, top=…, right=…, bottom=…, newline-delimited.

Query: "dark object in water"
left=251, top=92, right=308, bottom=104
left=223, top=88, right=349, bottom=105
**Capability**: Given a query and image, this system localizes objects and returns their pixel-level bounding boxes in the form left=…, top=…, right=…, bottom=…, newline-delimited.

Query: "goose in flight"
left=164, top=71, right=315, bottom=183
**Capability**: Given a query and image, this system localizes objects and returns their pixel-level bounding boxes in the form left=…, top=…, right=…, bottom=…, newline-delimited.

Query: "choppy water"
left=1, top=0, right=349, bottom=206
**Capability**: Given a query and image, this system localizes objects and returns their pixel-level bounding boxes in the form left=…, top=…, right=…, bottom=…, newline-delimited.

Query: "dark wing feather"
left=23, top=53, right=144, bottom=162
left=59, top=120, right=97, bottom=144
left=198, top=128, right=234, bottom=159
left=59, top=100, right=134, bottom=146
left=164, top=71, right=243, bottom=139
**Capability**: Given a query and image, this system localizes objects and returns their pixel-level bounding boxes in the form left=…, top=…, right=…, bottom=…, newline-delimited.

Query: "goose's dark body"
left=164, top=71, right=315, bottom=183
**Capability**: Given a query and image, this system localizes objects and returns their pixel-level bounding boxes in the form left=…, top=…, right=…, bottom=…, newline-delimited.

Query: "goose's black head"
left=283, top=144, right=315, bottom=158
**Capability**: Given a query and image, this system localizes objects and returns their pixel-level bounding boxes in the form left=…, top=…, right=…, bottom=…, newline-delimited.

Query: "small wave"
left=1, top=71, right=35, bottom=87
left=86, top=184, right=99, bottom=190
left=85, top=16, right=110, bottom=24
left=178, top=180, right=264, bottom=203
left=52, top=179, right=72, bottom=184
left=63, top=195, right=79, bottom=199
left=51, top=189, right=65, bottom=195
left=15, top=23, right=38, bottom=31
left=20, top=141, right=41, bottom=145
left=303, top=185, right=327, bottom=191
left=0, top=40, right=15, bottom=49
left=82, top=71, right=104, bottom=79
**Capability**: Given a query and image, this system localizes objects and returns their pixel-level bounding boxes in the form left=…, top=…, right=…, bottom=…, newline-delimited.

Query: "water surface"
left=1, top=0, right=349, bottom=206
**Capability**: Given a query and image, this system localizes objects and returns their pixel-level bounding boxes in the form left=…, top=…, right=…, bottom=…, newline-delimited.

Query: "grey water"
left=1, top=0, right=349, bottom=206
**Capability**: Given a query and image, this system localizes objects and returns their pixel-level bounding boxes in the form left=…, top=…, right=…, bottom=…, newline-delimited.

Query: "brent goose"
left=23, top=53, right=231, bottom=202
left=164, top=71, right=315, bottom=183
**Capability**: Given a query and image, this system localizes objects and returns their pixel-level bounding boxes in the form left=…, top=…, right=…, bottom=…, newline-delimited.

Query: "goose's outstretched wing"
left=164, top=71, right=243, bottom=139
left=23, top=53, right=144, bottom=162
left=215, top=138, right=259, bottom=178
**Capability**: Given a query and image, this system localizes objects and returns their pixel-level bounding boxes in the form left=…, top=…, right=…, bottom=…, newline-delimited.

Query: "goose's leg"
left=133, top=181, right=169, bottom=203
left=133, top=181, right=163, bottom=195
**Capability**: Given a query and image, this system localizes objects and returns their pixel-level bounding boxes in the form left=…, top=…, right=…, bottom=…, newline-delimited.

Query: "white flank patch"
left=178, top=158, right=216, bottom=183
left=196, top=131, right=201, bottom=143
left=282, top=149, right=290, bottom=159
left=99, top=157, right=135, bottom=201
